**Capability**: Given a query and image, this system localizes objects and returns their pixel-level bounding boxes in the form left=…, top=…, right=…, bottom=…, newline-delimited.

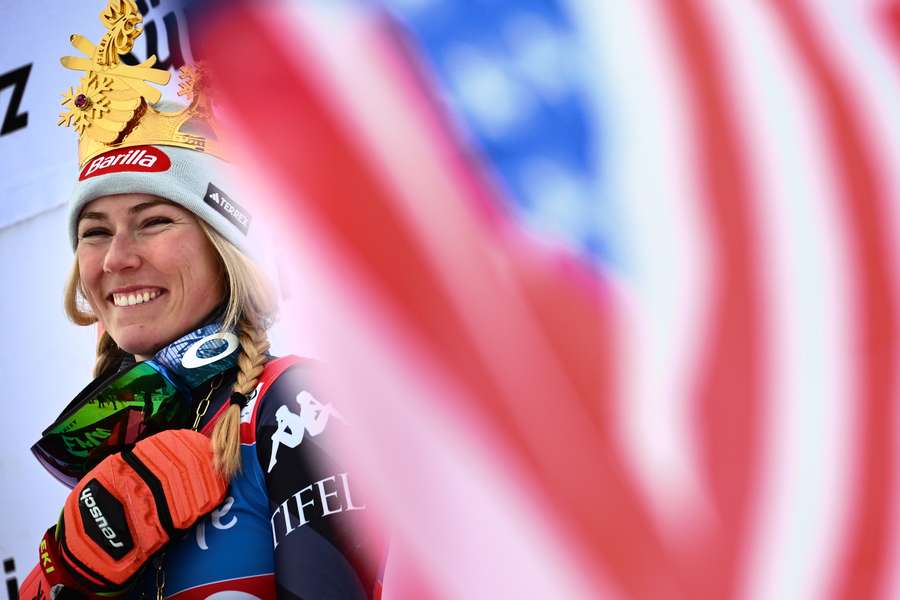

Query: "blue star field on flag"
left=377, top=0, right=614, bottom=265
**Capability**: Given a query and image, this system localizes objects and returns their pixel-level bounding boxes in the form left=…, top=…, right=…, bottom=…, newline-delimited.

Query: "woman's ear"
left=64, top=260, right=99, bottom=326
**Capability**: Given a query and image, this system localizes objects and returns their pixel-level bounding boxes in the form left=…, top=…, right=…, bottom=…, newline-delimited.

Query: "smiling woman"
left=72, top=193, right=224, bottom=360
left=19, top=1, right=383, bottom=598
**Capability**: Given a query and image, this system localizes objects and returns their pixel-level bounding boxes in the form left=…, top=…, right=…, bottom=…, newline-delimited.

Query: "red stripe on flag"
left=659, top=1, right=766, bottom=597
left=768, top=2, right=899, bottom=598
left=881, top=1, right=900, bottom=66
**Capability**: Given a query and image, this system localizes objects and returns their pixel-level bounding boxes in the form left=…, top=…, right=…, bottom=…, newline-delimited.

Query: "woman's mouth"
left=110, top=288, right=165, bottom=307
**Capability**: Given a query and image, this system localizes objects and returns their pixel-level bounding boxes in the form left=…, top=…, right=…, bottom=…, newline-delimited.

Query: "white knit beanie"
left=68, top=143, right=252, bottom=254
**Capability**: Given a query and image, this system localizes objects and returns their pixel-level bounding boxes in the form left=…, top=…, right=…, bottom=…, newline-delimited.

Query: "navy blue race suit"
left=130, top=357, right=384, bottom=599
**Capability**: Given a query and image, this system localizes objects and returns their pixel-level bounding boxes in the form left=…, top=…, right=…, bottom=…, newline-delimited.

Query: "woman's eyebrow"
left=78, top=210, right=107, bottom=222
left=129, top=200, right=168, bottom=214
left=79, top=200, right=169, bottom=224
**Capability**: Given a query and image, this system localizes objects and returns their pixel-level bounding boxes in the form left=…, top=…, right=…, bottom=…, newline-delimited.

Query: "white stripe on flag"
left=699, top=2, right=855, bottom=598
left=575, top=0, right=716, bottom=543
left=804, top=2, right=900, bottom=598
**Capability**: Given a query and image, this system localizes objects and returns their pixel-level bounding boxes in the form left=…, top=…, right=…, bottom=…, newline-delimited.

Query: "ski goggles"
left=32, top=324, right=240, bottom=488
left=31, top=360, right=192, bottom=488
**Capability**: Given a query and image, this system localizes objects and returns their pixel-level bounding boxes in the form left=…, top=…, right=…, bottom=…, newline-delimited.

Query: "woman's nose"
left=102, top=233, right=142, bottom=273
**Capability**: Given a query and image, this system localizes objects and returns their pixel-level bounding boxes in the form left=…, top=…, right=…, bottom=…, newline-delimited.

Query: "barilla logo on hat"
left=79, top=145, right=171, bottom=181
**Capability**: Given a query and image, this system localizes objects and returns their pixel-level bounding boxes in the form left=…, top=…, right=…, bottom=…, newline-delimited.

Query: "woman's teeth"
left=112, top=289, right=161, bottom=307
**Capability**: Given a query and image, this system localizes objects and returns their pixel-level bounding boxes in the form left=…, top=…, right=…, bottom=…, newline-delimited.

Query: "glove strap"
left=39, top=526, right=111, bottom=599
left=42, top=524, right=141, bottom=598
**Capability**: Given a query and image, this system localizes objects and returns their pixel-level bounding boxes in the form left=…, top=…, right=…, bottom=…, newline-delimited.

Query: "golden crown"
left=59, top=0, right=223, bottom=166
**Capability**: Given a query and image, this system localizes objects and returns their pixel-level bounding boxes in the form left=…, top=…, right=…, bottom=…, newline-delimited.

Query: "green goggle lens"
left=32, top=361, right=192, bottom=488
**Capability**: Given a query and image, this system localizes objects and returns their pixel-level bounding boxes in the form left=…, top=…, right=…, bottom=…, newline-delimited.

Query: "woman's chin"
left=120, top=344, right=162, bottom=361
left=109, top=327, right=165, bottom=359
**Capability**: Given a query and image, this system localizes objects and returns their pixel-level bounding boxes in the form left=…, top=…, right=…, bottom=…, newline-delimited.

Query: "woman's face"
left=76, top=193, right=224, bottom=360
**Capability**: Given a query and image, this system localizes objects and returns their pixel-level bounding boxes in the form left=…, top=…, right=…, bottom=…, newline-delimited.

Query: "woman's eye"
left=142, top=216, right=173, bottom=228
left=79, top=227, right=110, bottom=239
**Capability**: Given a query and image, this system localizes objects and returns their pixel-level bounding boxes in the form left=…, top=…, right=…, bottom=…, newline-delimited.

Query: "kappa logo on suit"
left=267, top=391, right=347, bottom=474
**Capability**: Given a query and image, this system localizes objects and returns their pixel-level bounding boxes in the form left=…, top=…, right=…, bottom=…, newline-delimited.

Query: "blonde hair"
left=64, top=219, right=276, bottom=481
left=200, top=220, right=275, bottom=479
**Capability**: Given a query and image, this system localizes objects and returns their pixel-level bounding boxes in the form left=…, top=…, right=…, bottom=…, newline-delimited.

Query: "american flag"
left=187, top=0, right=900, bottom=597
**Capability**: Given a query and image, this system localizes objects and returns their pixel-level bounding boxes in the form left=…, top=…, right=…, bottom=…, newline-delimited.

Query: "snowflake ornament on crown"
left=58, top=0, right=225, bottom=166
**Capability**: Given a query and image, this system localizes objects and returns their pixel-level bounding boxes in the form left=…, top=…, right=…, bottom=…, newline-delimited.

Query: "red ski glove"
left=38, top=429, right=227, bottom=595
